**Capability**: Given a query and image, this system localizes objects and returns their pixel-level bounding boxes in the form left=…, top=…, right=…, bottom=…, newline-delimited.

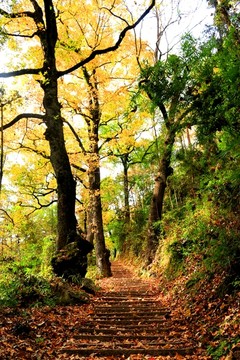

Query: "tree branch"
left=20, top=196, right=57, bottom=216
left=101, top=6, right=129, bottom=26
left=63, top=119, right=86, bottom=154
left=0, top=1, right=44, bottom=79
left=0, top=68, right=43, bottom=78
left=0, top=8, right=35, bottom=19
left=2, top=113, right=45, bottom=130
left=0, top=208, right=14, bottom=225
left=71, top=163, right=87, bottom=173
left=0, top=1, right=155, bottom=79
left=18, top=143, right=50, bottom=160
left=1, top=31, right=39, bottom=39
left=57, top=0, right=156, bottom=77
left=99, top=132, right=119, bottom=151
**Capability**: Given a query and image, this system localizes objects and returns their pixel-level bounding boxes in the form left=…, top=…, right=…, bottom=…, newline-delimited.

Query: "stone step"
left=95, top=299, right=162, bottom=304
left=63, top=341, right=192, bottom=348
left=99, top=292, right=154, bottom=297
left=77, top=326, right=174, bottom=334
left=73, top=334, right=184, bottom=341
left=94, top=305, right=166, bottom=312
left=93, top=313, right=169, bottom=319
left=87, top=318, right=170, bottom=325
left=59, top=347, right=195, bottom=357
left=94, top=304, right=167, bottom=310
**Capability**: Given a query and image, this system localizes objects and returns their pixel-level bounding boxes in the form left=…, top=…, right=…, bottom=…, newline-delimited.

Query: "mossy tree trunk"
left=147, top=128, right=175, bottom=263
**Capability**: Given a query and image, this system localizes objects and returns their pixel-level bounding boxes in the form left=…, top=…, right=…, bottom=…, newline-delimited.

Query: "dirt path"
left=58, top=261, right=206, bottom=359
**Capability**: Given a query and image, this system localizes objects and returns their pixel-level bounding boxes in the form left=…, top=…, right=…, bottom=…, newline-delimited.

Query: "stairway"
left=58, top=262, right=198, bottom=359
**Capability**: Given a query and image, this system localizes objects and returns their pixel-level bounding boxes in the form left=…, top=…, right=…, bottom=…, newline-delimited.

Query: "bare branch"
left=0, top=68, right=43, bottom=78
left=0, top=8, right=35, bottom=19
left=71, top=163, right=87, bottom=173
left=0, top=208, right=14, bottom=225
left=2, top=113, right=45, bottom=130
left=18, top=143, right=50, bottom=160
left=63, top=119, right=86, bottom=154
left=101, top=6, right=129, bottom=26
left=19, top=196, right=57, bottom=216
left=1, top=31, right=39, bottom=39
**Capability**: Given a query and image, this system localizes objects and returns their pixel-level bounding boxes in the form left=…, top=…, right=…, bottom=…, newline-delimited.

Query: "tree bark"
left=88, top=137, right=112, bottom=277
left=42, top=77, right=77, bottom=250
left=86, top=200, right=94, bottom=245
left=146, top=128, right=175, bottom=264
left=122, top=154, right=131, bottom=225
left=39, top=1, right=77, bottom=250
left=84, top=68, right=112, bottom=277
left=90, top=165, right=112, bottom=277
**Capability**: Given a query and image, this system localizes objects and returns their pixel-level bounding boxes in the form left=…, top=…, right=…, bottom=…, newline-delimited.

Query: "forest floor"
left=0, top=260, right=239, bottom=359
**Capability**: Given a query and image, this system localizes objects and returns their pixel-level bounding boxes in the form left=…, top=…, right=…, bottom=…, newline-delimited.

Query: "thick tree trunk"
left=146, top=129, right=175, bottom=263
left=42, top=77, right=77, bottom=251
left=39, top=1, right=77, bottom=251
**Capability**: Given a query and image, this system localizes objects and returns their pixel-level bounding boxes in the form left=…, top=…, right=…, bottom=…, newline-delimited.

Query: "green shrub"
left=0, top=263, right=53, bottom=307
left=207, top=337, right=240, bottom=360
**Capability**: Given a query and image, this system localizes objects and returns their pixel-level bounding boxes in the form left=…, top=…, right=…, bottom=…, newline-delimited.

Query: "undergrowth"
left=0, top=237, right=91, bottom=307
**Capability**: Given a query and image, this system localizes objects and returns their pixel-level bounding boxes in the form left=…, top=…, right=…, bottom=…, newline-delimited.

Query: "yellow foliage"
left=213, top=67, right=220, bottom=74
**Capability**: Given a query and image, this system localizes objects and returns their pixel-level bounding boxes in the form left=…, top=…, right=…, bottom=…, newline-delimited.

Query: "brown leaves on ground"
left=0, top=303, right=95, bottom=359
left=154, top=271, right=240, bottom=360
left=0, top=261, right=239, bottom=360
left=0, top=301, right=207, bottom=360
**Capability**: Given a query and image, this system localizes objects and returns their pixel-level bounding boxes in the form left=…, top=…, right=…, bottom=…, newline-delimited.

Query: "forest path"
left=58, top=261, right=204, bottom=359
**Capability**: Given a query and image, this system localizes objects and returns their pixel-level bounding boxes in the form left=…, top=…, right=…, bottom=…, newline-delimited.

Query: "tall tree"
left=81, top=66, right=112, bottom=277
left=0, top=0, right=155, bottom=267
left=139, top=48, right=197, bottom=263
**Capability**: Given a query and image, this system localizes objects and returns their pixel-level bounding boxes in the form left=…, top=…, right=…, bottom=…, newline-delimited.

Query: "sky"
left=140, top=0, right=214, bottom=55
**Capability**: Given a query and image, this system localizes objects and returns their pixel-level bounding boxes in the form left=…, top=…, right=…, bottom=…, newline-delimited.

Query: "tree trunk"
left=38, top=1, right=77, bottom=251
left=83, top=67, right=112, bottom=277
left=122, top=154, right=131, bottom=224
left=42, top=76, right=77, bottom=251
left=88, top=151, right=112, bottom=277
left=146, top=129, right=175, bottom=263
left=86, top=197, right=94, bottom=245
left=93, top=168, right=112, bottom=277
